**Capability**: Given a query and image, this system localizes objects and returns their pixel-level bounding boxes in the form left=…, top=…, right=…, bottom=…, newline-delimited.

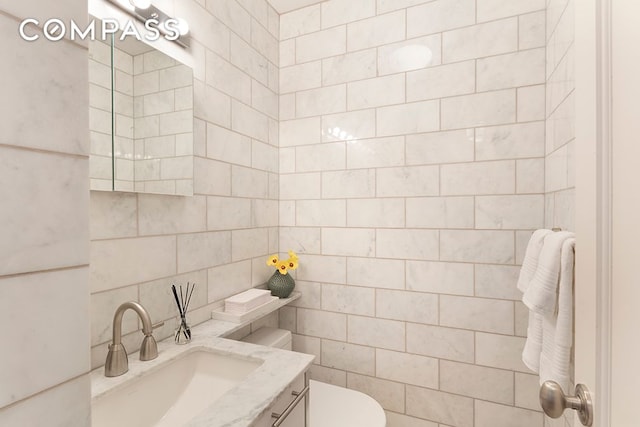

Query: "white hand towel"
left=523, top=231, right=575, bottom=315
left=517, top=229, right=553, bottom=293
left=522, top=311, right=543, bottom=372
left=538, top=238, right=575, bottom=392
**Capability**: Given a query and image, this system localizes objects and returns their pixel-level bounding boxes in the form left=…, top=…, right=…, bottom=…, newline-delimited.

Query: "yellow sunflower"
left=266, top=254, right=279, bottom=267
left=285, top=257, right=298, bottom=270
left=277, top=261, right=288, bottom=275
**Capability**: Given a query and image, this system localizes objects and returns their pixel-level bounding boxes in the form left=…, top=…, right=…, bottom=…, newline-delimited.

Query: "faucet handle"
left=151, top=321, right=165, bottom=331
left=140, top=334, right=159, bottom=361
left=139, top=321, right=162, bottom=361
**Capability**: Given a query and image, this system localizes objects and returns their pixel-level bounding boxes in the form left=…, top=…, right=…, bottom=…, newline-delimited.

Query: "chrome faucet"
left=104, top=301, right=163, bottom=377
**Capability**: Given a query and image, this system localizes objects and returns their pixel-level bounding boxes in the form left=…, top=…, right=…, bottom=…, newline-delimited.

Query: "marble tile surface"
left=440, top=295, right=514, bottom=335
left=443, top=18, right=518, bottom=64
left=477, top=0, right=545, bottom=23
left=407, top=0, right=476, bottom=38
left=384, top=412, right=438, bottom=427
left=406, top=323, right=474, bottom=363
left=376, top=165, right=439, bottom=197
left=0, top=15, right=88, bottom=156
left=441, top=89, right=517, bottom=130
left=407, top=60, right=475, bottom=102
left=296, top=200, right=346, bottom=227
left=280, top=117, right=321, bottom=147
left=406, top=386, right=473, bottom=427
left=91, top=236, right=177, bottom=293
left=406, top=260, right=474, bottom=296
left=321, top=283, right=375, bottom=316
left=322, top=0, right=375, bottom=29
left=296, top=26, right=346, bottom=63
left=322, top=109, right=376, bottom=142
left=348, top=74, right=405, bottom=110
left=519, top=11, right=546, bottom=50
left=476, top=122, right=545, bottom=161
left=280, top=4, right=320, bottom=40
left=322, top=49, right=377, bottom=86
left=322, top=169, right=375, bottom=198
left=321, top=228, right=376, bottom=257
left=475, top=333, right=529, bottom=373
left=377, top=34, right=442, bottom=75
left=138, top=195, right=207, bottom=235
left=474, top=400, right=543, bottom=427
left=230, top=34, right=269, bottom=85
left=376, top=349, right=438, bottom=389
left=279, top=172, right=321, bottom=199
left=376, top=289, right=438, bottom=324
left=206, top=51, right=252, bottom=104
left=347, top=256, right=404, bottom=289
left=440, top=160, right=516, bottom=196
left=279, top=227, right=322, bottom=254
left=297, top=142, right=346, bottom=172
left=440, top=230, right=515, bottom=264
left=321, top=339, right=375, bottom=375
left=0, top=375, right=90, bottom=427
left=406, top=196, right=475, bottom=229
left=440, top=360, right=514, bottom=404
left=377, top=100, right=440, bottom=137
left=297, top=308, right=347, bottom=341
left=347, top=315, right=405, bottom=351
left=348, top=372, right=405, bottom=413
left=346, top=136, right=405, bottom=169
left=231, top=165, right=268, bottom=198
left=231, top=228, right=269, bottom=261
left=477, top=48, right=546, bottom=92
left=295, top=254, right=347, bottom=284
left=280, top=61, right=321, bottom=93
left=177, top=231, right=231, bottom=273
left=0, top=268, right=90, bottom=407
left=377, top=0, right=434, bottom=13
left=296, top=84, right=346, bottom=118
left=309, top=365, right=346, bottom=387
left=0, top=147, right=89, bottom=276
left=376, top=229, right=439, bottom=260
left=347, top=10, right=406, bottom=51
left=231, top=100, right=269, bottom=142
left=475, top=195, right=545, bottom=229
left=405, top=129, right=475, bottom=165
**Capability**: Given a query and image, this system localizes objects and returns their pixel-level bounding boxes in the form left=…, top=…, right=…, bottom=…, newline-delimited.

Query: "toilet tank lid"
left=242, top=327, right=291, bottom=348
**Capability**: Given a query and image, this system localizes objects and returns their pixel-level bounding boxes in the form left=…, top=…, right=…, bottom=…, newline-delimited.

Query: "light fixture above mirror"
left=130, top=0, right=151, bottom=9
left=107, top=0, right=190, bottom=48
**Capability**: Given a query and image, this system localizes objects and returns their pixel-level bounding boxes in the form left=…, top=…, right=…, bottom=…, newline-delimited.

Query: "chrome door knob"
left=539, top=381, right=593, bottom=426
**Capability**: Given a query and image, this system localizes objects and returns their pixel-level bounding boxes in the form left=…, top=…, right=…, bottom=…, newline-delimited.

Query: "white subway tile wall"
left=82, top=0, right=579, bottom=426
left=277, top=0, right=564, bottom=425
left=0, top=1, right=91, bottom=423
left=89, top=0, right=280, bottom=370
left=544, top=1, right=575, bottom=426
left=546, top=0, right=575, bottom=233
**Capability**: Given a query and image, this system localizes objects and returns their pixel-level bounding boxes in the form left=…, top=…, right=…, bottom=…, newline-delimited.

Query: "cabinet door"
left=253, top=373, right=307, bottom=427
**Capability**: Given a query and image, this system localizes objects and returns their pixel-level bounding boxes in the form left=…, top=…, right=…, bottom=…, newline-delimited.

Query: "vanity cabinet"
left=253, top=373, right=307, bottom=427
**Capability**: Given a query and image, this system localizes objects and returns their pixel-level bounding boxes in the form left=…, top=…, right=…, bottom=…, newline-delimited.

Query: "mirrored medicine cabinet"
left=88, top=19, right=194, bottom=196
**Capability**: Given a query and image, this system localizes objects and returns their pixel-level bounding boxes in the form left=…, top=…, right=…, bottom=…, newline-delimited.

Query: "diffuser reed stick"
left=171, top=282, right=195, bottom=342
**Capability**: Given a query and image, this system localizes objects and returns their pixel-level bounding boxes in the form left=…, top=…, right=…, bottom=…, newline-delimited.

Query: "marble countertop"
left=90, top=318, right=315, bottom=427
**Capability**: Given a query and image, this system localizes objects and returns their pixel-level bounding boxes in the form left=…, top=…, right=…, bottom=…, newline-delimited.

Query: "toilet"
left=242, top=327, right=387, bottom=427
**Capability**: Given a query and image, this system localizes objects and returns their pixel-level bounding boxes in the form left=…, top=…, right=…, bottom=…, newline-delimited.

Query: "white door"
left=575, top=1, right=640, bottom=426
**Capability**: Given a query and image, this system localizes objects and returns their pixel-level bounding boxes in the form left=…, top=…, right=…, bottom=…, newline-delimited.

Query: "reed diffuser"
left=171, top=282, right=195, bottom=344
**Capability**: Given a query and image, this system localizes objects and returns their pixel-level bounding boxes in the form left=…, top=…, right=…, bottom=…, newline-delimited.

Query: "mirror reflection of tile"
left=88, top=35, right=194, bottom=196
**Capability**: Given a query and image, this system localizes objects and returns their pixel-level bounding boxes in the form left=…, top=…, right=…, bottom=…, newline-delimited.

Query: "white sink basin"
left=92, top=349, right=262, bottom=427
